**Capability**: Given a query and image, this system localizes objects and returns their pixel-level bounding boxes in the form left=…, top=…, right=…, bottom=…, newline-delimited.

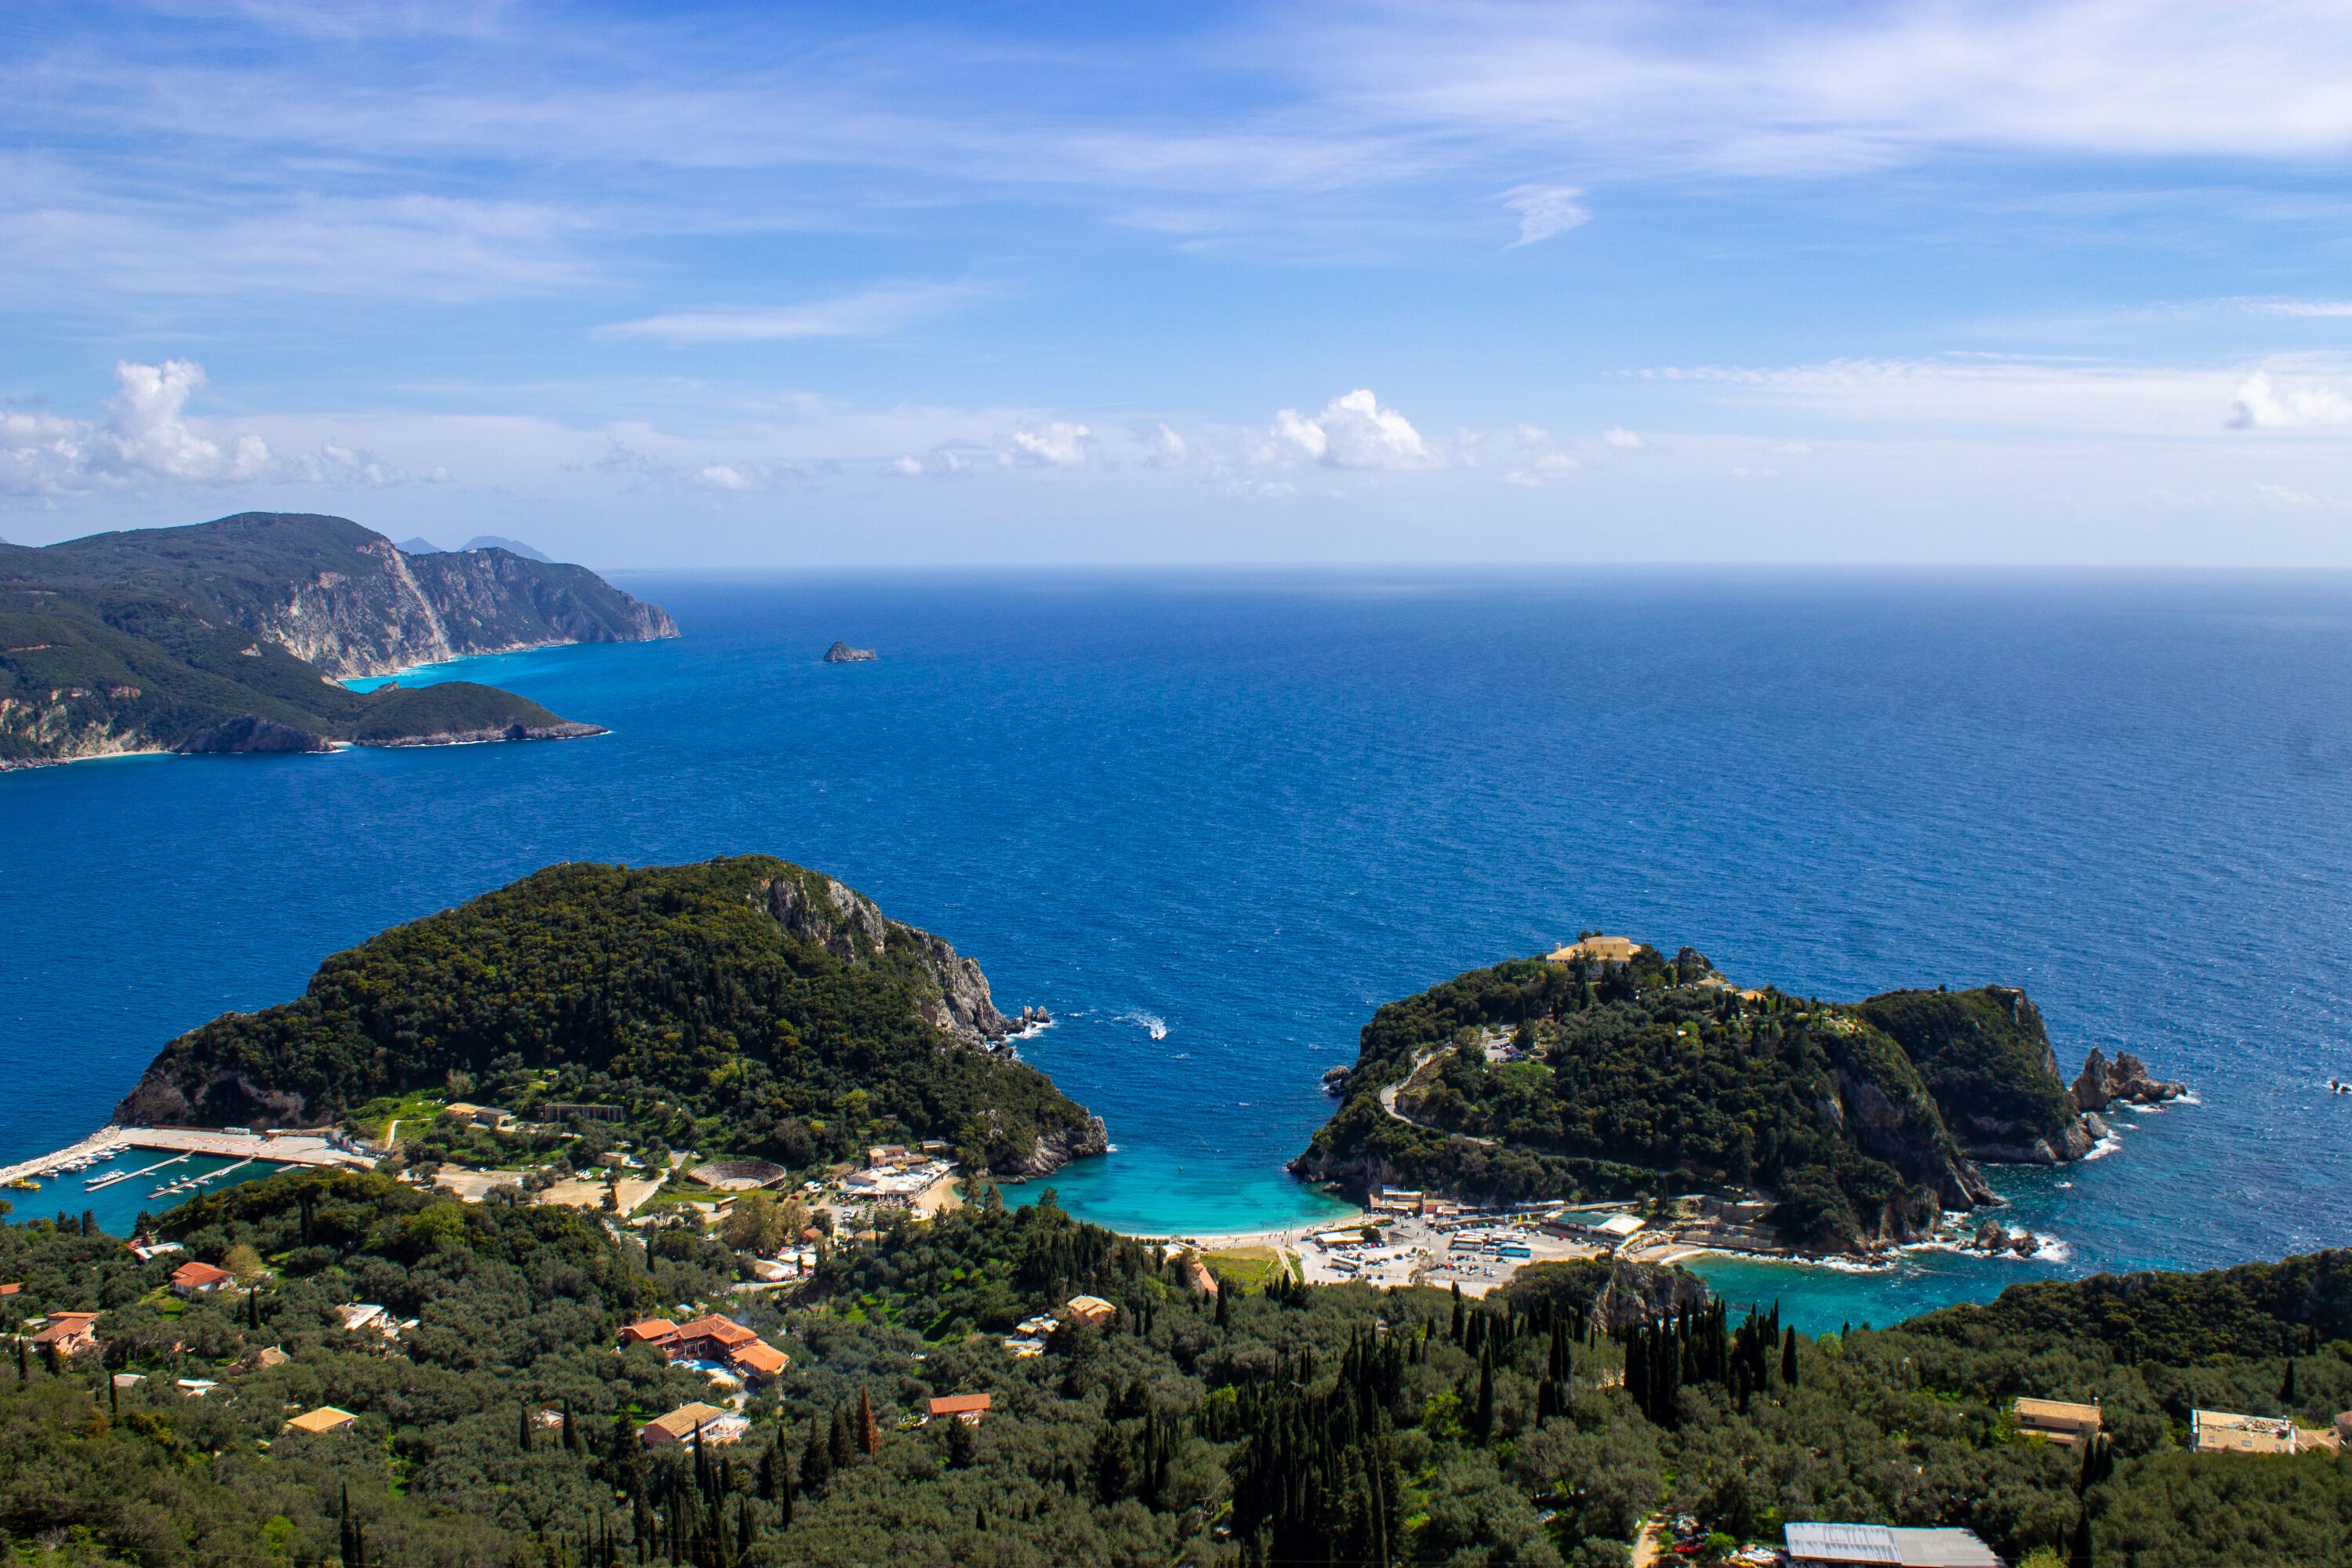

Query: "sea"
left=4, top=568, right=2350, bottom=1331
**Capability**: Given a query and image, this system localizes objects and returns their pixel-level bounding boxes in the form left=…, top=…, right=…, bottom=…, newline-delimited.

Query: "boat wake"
left=1120, top=1010, right=1169, bottom=1040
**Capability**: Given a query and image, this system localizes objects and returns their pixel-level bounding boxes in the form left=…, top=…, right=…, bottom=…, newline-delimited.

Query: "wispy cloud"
left=1501, top=183, right=1588, bottom=248
left=597, top=285, right=982, bottom=344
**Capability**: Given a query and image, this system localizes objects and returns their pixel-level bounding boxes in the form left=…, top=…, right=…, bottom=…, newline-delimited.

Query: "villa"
left=285, top=1406, right=358, bottom=1436
left=2190, top=1409, right=2300, bottom=1455
left=2013, top=1396, right=2103, bottom=1446
left=1547, top=935, right=1638, bottom=964
left=169, top=1260, right=234, bottom=1297
left=641, top=1402, right=748, bottom=1450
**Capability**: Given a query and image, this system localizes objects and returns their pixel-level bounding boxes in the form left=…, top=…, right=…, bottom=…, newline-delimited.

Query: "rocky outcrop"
left=2070, top=1048, right=2188, bottom=1112
left=1818, top=1022, right=1997, bottom=1212
left=823, top=641, right=877, bottom=663
left=998, top=1115, right=1112, bottom=1178
left=760, top=870, right=1045, bottom=1049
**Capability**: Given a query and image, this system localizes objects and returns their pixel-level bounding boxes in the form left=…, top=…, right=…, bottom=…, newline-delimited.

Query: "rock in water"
left=824, top=641, right=878, bottom=662
left=2071, top=1047, right=2188, bottom=1112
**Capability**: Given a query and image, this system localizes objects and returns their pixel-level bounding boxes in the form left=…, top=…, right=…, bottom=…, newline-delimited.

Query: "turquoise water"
left=13, top=1151, right=289, bottom=1238
left=3, top=570, right=2350, bottom=1328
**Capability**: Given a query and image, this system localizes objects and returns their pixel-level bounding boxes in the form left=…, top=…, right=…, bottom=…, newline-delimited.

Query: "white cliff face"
left=242, top=539, right=675, bottom=680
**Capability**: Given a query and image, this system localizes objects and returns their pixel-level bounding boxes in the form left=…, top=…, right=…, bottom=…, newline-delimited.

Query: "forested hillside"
left=116, top=857, right=1104, bottom=1179
left=1294, top=944, right=2096, bottom=1252
left=4, top=1169, right=2350, bottom=1567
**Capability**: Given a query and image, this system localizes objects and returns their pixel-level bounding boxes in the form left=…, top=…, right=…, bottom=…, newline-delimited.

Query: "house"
left=728, top=1341, right=789, bottom=1382
left=0, top=1282, right=20, bottom=1297
left=336, top=1303, right=401, bottom=1338
left=927, top=1392, right=991, bottom=1425
left=240, top=1346, right=290, bottom=1373
left=285, top=1406, right=358, bottom=1435
left=641, top=1402, right=748, bottom=1450
left=175, top=1378, right=220, bottom=1398
left=30, top=1312, right=99, bottom=1357
left=664, top=1315, right=760, bottom=1363
left=2191, top=1408, right=2302, bottom=1454
left=1062, top=1295, right=1117, bottom=1329
left=619, top=1317, right=680, bottom=1346
left=1370, top=1186, right=1424, bottom=1215
left=1001, top=1337, right=1047, bottom=1359
left=2013, top=1396, right=2102, bottom=1446
left=170, top=1260, right=234, bottom=1297
left=866, top=1145, right=909, bottom=1168
left=1784, top=1523, right=2002, bottom=1567
left=1546, top=935, right=1638, bottom=965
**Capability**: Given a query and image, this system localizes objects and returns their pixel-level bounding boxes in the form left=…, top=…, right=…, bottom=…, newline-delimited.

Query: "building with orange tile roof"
left=171, top=1260, right=234, bottom=1296
left=284, top=1406, right=358, bottom=1435
left=927, top=1392, right=991, bottom=1423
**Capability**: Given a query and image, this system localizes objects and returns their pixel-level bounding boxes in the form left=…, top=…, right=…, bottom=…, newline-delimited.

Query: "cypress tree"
left=519, top=1403, right=534, bottom=1453
left=2283, top=1359, right=2299, bottom=1406
left=1781, top=1326, right=1798, bottom=1388
left=1471, top=1351, right=1495, bottom=1442
left=804, top=1411, right=834, bottom=1491
left=946, top=1410, right=977, bottom=1469
left=856, top=1384, right=879, bottom=1457
left=829, top=1404, right=855, bottom=1469
left=757, top=1442, right=782, bottom=1502
left=2067, top=1504, right=2093, bottom=1568
left=1214, top=1285, right=1229, bottom=1329
left=564, top=1402, right=579, bottom=1453
left=1449, top=1283, right=1466, bottom=1345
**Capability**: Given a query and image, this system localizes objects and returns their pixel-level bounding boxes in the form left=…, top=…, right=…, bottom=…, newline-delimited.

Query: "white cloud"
left=1272, top=389, right=1432, bottom=469
left=1602, top=426, right=1644, bottom=448
left=599, top=285, right=979, bottom=345
left=1501, top=184, right=1589, bottom=248
left=1006, top=422, right=1094, bottom=468
left=2228, top=372, right=2352, bottom=430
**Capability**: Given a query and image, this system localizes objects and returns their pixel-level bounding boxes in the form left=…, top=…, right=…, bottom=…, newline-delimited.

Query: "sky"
left=5, top=1, right=2352, bottom=567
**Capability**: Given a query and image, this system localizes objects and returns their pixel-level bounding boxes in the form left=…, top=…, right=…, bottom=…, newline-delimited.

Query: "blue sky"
left=6, top=1, right=2352, bottom=566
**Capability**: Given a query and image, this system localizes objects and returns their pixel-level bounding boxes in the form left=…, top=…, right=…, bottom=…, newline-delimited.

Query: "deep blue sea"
left=5, top=569, right=2350, bottom=1330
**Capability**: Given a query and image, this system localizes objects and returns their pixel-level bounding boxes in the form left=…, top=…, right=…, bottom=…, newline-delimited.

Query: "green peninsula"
left=114, top=856, right=1105, bottom=1178
left=0, top=510, right=673, bottom=768
left=1294, top=939, right=2116, bottom=1253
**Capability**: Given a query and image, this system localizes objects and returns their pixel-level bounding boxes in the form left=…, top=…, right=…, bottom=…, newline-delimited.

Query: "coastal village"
left=0, top=933, right=2270, bottom=1567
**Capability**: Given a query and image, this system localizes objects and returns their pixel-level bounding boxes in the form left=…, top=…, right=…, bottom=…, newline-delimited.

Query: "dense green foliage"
left=1296, top=947, right=2085, bottom=1251
left=8, top=1171, right=2352, bottom=1566
left=1854, top=989, right=2079, bottom=1158
left=0, top=512, right=658, bottom=763
left=119, top=858, right=1098, bottom=1176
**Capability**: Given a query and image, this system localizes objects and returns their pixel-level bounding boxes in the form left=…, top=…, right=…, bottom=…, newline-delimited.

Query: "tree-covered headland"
left=1295, top=942, right=2104, bottom=1253
left=115, top=858, right=1103, bottom=1180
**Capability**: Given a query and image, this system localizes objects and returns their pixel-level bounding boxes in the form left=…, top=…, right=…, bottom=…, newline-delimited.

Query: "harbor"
left=0, top=1125, right=375, bottom=1236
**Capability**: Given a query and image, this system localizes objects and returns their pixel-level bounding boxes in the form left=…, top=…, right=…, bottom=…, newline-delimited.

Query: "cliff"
left=1292, top=942, right=2108, bottom=1254
left=114, top=855, right=1102, bottom=1181
left=0, top=512, right=671, bottom=768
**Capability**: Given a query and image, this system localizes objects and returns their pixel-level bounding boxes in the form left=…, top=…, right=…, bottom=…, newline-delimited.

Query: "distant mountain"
left=462, top=534, right=553, bottom=562
left=0, top=511, right=677, bottom=768
left=395, top=535, right=449, bottom=554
